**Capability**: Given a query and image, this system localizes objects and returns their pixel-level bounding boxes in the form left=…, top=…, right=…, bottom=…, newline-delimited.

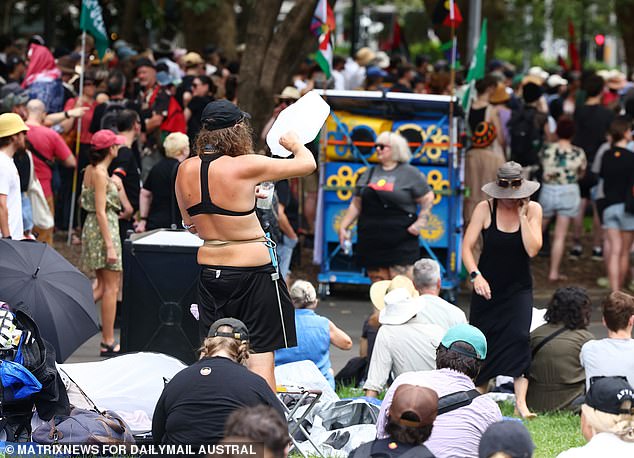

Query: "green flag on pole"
left=462, top=19, right=487, bottom=110
left=80, top=0, right=108, bottom=59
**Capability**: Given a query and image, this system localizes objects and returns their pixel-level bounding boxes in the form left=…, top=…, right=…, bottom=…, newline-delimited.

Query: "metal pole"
left=350, top=0, right=358, bottom=57
left=467, top=0, right=482, bottom=64
left=67, top=30, right=86, bottom=245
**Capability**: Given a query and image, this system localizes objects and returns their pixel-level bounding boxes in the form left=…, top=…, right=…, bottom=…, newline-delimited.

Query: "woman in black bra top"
left=175, top=99, right=316, bottom=390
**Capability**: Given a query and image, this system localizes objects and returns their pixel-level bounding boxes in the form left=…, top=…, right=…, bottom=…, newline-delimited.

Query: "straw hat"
left=355, top=47, right=376, bottom=67
left=369, top=275, right=419, bottom=311
left=275, top=86, right=300, bottom=101
left=606, top=70, right=626, bottom=91
left=481, top=161, right=540, bottom=199
left=489, top=83, right=510, bottom=104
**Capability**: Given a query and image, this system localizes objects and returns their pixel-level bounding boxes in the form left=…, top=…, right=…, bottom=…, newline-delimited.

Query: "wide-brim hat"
left=355, top=47, right=376, bottom=67
left=378, top=291, right=424, bottom=325
left=606, top=70, right=626, bottom=91
left=481, top=161, right=540, bottom=199
left=489, top=82, right=510, bottom=104
left=370, top=275, right=419, bottom=311
left=275, top=86, right=300, bottom=101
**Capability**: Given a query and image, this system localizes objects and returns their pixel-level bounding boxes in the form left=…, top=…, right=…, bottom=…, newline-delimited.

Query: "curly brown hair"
left=194, top=121, right=254, bottom=157
left=544, top=286, right=592, bottom=330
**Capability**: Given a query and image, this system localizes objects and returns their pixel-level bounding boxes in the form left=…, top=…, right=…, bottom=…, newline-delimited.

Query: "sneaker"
left=569, top=245, right=583, bottom=259
left=591, top=247, right=603, bottom=261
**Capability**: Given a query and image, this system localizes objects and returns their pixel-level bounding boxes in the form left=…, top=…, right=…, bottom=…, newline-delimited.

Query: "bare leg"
left=571, top=198, right=588, bottom=246
left=514, top=376, right=537, bottom=419
left=248, top=352, right=276, bottom=392
left=549, top=215, right=571, bottom=280
left=93, top=277, right=103, bottom=303
left=99, top=268, right=120, bottom=348
left=619, top=231, right=634, bottom=288
left=606, top=228, right=623, bottom=291
left=592, top=203, right=603, bottom=252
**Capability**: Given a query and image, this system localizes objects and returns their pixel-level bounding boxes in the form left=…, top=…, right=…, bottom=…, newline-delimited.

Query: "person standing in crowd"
left=21, top=44, right=64, bottom=114
left=175, top=52, right=205, bottom=109
left=521, top=287, right=594, bottom=414
left=570, top=73, right=614, bottom=261
left=274, top=280, right=352, bottom=389
left=184, top=75, right=215, bottom=146
left=24, top=99, right=76, bottom=244
left=376, top=324, right=502, bottom=458
left=175, top=100, right=316, bottom=390
left=556, top=376, right=634, bottom=457
left=0, top=113, right=28, bottom=240
left=464, top=122, right=505, bottom=229
left=350, top=385, right=438, bottom=458
left=489, top=82, right=511, bottom=153
left=136, top=132, right=188, bottom=232
left=152, top=319, right=285, bottom=447
left=467, top=75, right=498, bottom=134
left=539, top=117, right=586, bottom=281
left=80, top=130, right=131, bottom=357
left=462, top=161, right=542, bottom=418
left=90, top=70, right=139, bottom=134
left=275, top=175, right=299, bottom=282
left=109, top=109, right=141, bottom=241
left=599, top=117, right=634, bottom=292
left=339, top=131, right=434, bottom=282
left=581, top=291, right=634, bottom=390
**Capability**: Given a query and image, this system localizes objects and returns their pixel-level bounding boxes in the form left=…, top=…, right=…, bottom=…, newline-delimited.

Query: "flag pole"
left=67, top=30, right=86, bottom=245
left=448, top=0, right=457, bottom=161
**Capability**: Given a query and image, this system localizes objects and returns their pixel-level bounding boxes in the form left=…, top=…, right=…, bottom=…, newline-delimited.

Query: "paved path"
left=66, top=287, right=610, bottom=373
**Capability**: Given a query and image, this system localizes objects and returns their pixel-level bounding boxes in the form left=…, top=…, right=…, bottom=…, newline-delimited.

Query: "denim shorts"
left=539, top=183, right=581, bottom=218
left=602, top=203, right=634, bottom=231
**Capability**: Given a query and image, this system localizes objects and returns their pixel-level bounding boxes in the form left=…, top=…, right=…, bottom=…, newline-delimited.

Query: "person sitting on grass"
left=517, top=287, right=594, bottom=417
left=274, top=280, right=352, bottom=389
left=556, top=376, right=634, bottom=457
left=581, top=291, right=634, bottom=390
left=478, top=420, right=536, bottom=458
left=350, top=384, right=439, bottom=458
left=376, top=324, right=502, bottom=458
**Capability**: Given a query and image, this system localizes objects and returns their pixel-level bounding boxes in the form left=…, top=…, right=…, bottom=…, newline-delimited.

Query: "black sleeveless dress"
left=470, top=199, right=532, bottom=386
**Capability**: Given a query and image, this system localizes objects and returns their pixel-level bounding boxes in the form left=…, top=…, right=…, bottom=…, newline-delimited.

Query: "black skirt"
left=197, top=264, right=297, bottom=353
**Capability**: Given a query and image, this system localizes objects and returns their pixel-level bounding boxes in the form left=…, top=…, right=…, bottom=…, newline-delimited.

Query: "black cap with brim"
left=208, top=318, right=250, bottom=342
left=585, top=376, right=634, bottom=415
left=201, top=99, right=251, bottom=131
left=134, top=57, right=156, bottom=71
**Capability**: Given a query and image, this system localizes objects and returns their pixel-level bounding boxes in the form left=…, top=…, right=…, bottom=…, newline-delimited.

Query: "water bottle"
left=343, top=237, right=353, bottom=257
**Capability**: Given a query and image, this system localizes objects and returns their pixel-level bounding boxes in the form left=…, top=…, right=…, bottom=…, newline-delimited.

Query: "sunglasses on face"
left=375, top=143, right=390, bottom=150
left=497, top=178, right=523, bottom=188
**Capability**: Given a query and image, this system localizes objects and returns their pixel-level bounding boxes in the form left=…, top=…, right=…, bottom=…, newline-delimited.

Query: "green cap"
left=441, top=324, right=487, bottom=360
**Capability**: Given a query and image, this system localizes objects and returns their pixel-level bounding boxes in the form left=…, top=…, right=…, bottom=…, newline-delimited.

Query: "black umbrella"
left=0, top=239, right=99, bottom=362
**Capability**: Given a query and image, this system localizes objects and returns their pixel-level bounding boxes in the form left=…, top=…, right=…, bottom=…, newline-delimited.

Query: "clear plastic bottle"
left=343, top=233, right=353, bottom=256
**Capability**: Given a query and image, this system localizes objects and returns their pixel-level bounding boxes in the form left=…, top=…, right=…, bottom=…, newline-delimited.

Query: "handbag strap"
left=27, top=140, right=55, bottom=170
left=437, top=388, right=482, bottom=415
left=532, top=327, right=567, bottom=358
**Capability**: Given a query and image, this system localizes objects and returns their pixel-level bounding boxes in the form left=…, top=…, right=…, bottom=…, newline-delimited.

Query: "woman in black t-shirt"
left=599, top=117, right=634, bottom=292
left=184, top=75, right=216, bottom=147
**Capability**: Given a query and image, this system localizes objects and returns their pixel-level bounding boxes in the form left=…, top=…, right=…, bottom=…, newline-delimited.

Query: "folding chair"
left=277, top=386, right=324, bottom=458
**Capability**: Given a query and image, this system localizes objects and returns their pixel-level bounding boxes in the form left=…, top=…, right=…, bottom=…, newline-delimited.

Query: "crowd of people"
left=2, top=33, right=634, bottom=457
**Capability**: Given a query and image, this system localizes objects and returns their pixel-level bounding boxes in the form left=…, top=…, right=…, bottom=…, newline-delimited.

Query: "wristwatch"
left=469, top=270, right=481, bottom=282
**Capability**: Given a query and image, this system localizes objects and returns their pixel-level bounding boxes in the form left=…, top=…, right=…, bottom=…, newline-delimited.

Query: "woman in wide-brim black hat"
left=462, top=161, right=543, bottom=419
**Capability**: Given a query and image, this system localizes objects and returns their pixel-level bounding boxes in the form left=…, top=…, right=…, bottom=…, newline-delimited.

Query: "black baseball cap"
left=586, top=376, right=634, bottom=415
left=201, top=99, right=250, bottom=131
left=208, top=318, right=249, bottom=341
left=478, top=420, right=535, bottom=458
left=134, top=57, right=156, bottom=72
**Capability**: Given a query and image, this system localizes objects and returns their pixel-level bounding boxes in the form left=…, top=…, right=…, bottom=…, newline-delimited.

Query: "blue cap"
left=441, top=324, right=487, bottom=360
left=156, top=71, right=173, bottom=87
left=366, top=66, right=388, bottom=78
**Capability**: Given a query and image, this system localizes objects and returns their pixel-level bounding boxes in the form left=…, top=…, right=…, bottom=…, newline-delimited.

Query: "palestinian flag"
left=311, top=0, right=335, bottom=78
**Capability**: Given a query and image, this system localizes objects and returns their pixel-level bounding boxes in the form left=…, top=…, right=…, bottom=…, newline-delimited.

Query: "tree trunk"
left=119, top=0, right=140, bottom=44
left=182, top=0, right=237, bottom=58
left=238, top=0, right=319, bottom=139
left=483, top=0, right=506, bottom=62
left=616, top=0, right=634, bottom=76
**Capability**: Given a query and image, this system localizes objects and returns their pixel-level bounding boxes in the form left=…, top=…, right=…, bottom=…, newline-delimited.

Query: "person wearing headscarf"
left=22, top=44, right=64, bottom=114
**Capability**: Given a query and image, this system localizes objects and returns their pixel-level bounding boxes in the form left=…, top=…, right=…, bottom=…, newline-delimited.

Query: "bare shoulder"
left=179, top=156, right=200, bottom=172
left=528, top=200, right=542, bottom=214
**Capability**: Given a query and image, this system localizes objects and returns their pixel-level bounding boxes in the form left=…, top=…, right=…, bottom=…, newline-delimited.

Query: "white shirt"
left=332, top=69, right=345, bottom=90
left=362, top=320, right=444, bottom=393
left=342, top=58, right=365, bottom=90
left=0, top=152, right=23, bottom=239
left=557, top=432, right=634, bottom=458
left=413, top=294, right=467, bottom=331
left=580, top=338, right=634, bottom=390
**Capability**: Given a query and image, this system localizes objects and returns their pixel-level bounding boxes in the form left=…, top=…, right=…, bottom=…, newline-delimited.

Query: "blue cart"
left=314, top=91, right=465, bottom=298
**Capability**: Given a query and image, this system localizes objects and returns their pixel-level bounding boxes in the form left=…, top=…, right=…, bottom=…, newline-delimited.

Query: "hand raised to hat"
left=518, top=198, right=530, bottom=219
left=279, top=131, right=301, bottom=153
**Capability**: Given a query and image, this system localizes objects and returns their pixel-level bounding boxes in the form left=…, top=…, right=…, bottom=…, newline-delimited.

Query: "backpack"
left=100, top=99, right=129, bottom=132
left=508, top=105, right=544, bottom=167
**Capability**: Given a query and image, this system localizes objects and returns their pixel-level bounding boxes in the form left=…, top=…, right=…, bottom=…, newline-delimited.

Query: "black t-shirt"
left=175, top=74, right=196, bottom=108
left=572, top=104, right=614, bottom=161
left=600, top=146, right=634, bottom=207
left=350, top=439, right=436, bottom=458
left=108, top=145, right=141, bottom=212
left=143, top=157, right=181, bottom=230
left=151, top=357, right=285, bottom=446
left=187, top=95, right=213, bottom=145
left=13, top=151, right=30, bottom=192
left=276, top=179, right=299, bottom=231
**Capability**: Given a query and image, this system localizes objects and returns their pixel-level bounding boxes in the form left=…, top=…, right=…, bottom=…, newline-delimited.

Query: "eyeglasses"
left=497, top=178, right=523, bottom=188
left=375, top=143, right=390, bottom=150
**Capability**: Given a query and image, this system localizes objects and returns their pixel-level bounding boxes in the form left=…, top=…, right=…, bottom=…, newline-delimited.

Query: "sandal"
left=99, top=341, right=120, bottom=357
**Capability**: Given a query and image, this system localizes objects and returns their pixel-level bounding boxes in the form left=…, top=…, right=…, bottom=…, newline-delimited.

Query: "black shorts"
left=198, top=264, right=297, bottom=353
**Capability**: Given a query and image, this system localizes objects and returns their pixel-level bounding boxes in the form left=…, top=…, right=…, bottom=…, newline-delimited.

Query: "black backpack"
left=508, top=105, right=544, bottom=167
left=100, top=99, right=129, bottom=132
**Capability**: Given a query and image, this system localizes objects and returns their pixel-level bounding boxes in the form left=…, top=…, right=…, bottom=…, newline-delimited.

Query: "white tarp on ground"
left=57, top=352, right=187, bottom=433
